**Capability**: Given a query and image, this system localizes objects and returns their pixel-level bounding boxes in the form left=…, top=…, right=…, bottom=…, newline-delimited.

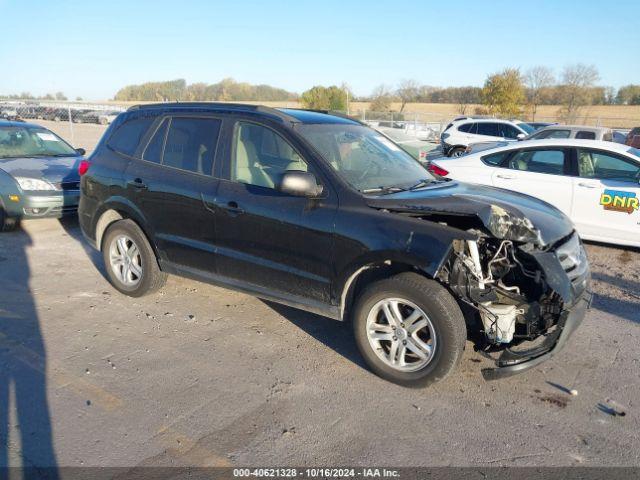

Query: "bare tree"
left=524, top=66, right=555, bottom=121
left=369, top=84, right=394, bottom=113
left=559, top=64, right=599, bottom=122
left=396, top=79, right=419, bottom=112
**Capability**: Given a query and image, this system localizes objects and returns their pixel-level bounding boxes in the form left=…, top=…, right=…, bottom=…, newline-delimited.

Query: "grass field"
left=107, top=100, right=640, bottom=128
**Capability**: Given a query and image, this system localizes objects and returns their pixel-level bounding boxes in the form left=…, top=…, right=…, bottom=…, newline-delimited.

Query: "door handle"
left=496, top=174, right=515, bottom=180
left=128, top=178, right=147, bottom=190
left=223, top=201, right=245, bottom=216
left=577, top=182, right=597, bottom=189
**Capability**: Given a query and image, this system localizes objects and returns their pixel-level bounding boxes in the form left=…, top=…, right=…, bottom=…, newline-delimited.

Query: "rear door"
left=491, top=147, right=574, bottom=215
left=213, top=118, right=338, bottom=304
left=124, top=115, right=223, bottom=271
left=570, top=147, right=640, bottom=244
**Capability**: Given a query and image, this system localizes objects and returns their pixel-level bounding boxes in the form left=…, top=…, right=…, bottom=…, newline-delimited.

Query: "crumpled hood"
left=366, top=181, right=574, bottom=247
left=0, top=155, right=82, bottom=184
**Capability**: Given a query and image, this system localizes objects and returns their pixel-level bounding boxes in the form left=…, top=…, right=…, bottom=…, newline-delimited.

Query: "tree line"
left=112, top=78, right=298, bottom=102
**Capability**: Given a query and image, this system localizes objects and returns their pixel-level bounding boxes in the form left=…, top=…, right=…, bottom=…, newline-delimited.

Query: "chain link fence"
left=2, top=100, right=638, bottom=153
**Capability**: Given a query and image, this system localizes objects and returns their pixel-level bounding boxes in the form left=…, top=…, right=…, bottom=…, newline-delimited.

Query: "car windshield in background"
left=629, top=147, right=640, bottom=158
left=297, top=124, right=433, bottom=193
left=518, top=123, right=535, bottom=135
left=0, top=126, right=77, bottom=159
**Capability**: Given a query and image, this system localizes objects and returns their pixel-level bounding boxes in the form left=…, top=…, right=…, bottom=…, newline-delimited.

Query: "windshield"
left=297, top=124, right=433, bottom=193
left=629, top=147, right=640, bottom=158
left=0, top=126, right=77, bottom=159
left=518, top=123, right=535, bottom=135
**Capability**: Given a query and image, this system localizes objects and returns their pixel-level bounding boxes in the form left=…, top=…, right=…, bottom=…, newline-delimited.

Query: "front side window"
left=507, top=149, right=565, bottom=175
left=107, top=116, right=155, bottom=156
left=575, top=131, right=596, bottom=140
left=498, top=124, right=521, bottom=139
left=0, top=126, right=77, bottom=158
left=577, top=148, right=640, bottom=182
left=297, top=123, right=433, bottom=192
left=162, top=117, right=221, bottom=175
left=231, top=122, right=307, bottom=189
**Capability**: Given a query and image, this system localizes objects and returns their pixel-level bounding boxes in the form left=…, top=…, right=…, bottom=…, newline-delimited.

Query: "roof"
left=126, top=102, right=360, bottom=125
left=454, top=118, right=519, bottom=125
left=478, top=138, right=637, bottom=155
left=0, top=119, right=40, bottom=128
left=536, top=124, right=611, bottom=133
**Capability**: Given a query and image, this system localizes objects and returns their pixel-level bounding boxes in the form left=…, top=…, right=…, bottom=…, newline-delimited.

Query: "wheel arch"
left=93, top=197, right=155, bottom=254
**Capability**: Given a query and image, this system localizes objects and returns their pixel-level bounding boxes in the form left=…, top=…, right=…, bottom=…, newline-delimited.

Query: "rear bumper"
left=481, top=288, right=592, bottom=380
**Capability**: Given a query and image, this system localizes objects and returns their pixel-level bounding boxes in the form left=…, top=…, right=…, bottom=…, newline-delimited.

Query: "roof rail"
left=126, top=102, right=298, bottom=123
left=283, top=108, right=366, bottom=125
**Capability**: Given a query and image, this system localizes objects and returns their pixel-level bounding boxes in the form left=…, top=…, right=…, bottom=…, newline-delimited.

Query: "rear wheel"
left=352, top=272, right=467, bottom=388
left=101, top=219, right=167, bottom=297
left=449, top=147, right=466, bottom=158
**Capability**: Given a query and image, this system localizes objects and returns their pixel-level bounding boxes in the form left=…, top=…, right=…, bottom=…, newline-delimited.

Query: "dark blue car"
left=0, top=120, right=85, bottom=231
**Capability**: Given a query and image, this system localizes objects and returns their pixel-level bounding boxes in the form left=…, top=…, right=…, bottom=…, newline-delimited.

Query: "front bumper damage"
left=481, top=287, right=592, bottom=380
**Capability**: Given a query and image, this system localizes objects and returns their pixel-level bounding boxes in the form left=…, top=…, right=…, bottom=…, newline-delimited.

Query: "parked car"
left=375, top=126, right=438, bottom=162
left=74, top=110, right=103, bottom=123
left=0, top=106, right=19, bottom=121
left=79, top=103, right=590, bottom=387
left=466, top=124, right=615, bottom=155
left=0, top=120, right=85, bottom=231
left=626, top=127, right=640, bottom=148
left=97, top=111, right=121, bottom=125
left=429, top=139, right=640, bottom=248
left=525, top=122, right=557, bottom=130
left=440, top=119, right=535, bottom=157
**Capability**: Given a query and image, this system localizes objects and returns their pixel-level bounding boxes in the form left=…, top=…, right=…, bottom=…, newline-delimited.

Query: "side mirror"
left=279, top=170, right=323, bottom=198
left=516, top=133, right=526, bottom=140
left=76, top=148, right=86, bottom=156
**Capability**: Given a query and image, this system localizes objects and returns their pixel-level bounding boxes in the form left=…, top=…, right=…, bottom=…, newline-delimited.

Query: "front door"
left=213, top=120, right=337, bottom=305
left=571, top=147, right=640, bottom=244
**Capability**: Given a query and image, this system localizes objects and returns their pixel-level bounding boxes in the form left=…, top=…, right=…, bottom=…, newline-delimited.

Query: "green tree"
left=481, top=68, right=525, bottom=117
left=300, top=85, right=347, bottom=110
left=617, top=84, right=640, bottom=105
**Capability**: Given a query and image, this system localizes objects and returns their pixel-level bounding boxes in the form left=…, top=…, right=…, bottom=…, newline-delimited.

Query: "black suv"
left=79, top=103, right=591, bottom=387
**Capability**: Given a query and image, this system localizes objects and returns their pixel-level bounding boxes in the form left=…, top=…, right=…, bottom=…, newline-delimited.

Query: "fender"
left=90, top=195, right=156, bottom=252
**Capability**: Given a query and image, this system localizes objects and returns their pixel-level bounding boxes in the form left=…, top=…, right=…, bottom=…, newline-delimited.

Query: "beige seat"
left=234, top=132, right=274, bottom=188
left=578, top=150, right=595, bottom=178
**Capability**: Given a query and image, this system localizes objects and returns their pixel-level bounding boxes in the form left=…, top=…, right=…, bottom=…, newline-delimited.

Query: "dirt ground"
left=0, top=217, right=638, bottom=469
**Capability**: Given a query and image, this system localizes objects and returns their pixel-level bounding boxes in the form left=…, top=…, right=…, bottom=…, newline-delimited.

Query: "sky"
left=1, top=0, right=639, bottom=100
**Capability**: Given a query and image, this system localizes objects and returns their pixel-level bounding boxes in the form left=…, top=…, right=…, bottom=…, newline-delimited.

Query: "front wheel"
left=101, top=219, right=167, bottom=297
left=0, top=208, right=17, bottom=232
left=352, top=272, right=467, bottom=388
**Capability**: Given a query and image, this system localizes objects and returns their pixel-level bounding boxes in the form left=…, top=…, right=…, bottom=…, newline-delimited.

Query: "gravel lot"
left=0, top=216, right=638, bottom=469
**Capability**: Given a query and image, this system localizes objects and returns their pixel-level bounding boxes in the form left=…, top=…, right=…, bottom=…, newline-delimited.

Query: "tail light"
left=78, top=160, right=91, bottom=176
left=428, top=163, right=449, bottom=177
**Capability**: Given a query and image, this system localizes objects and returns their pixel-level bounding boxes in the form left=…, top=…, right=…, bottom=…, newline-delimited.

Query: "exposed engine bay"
left=440, top=236, right=566, bottom=347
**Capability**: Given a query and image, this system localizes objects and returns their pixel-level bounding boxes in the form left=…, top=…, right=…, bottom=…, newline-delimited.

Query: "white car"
left=429, top=139, right=640, bottom=248
left=440, top=118, right=535, bottom=157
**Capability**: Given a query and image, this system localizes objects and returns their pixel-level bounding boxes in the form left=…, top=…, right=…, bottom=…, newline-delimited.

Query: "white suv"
left=441, top=119, right=534, bottom=157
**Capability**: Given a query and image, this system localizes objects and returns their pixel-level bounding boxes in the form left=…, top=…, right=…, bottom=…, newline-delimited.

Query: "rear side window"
left=476, top=123, right=499, bottom=137
left=482, top=150, right=510, bottom=166
left=507, top=149, right=566, bottom=175
left=576, top=131, right=596, bottom=140
left=107, top=116, right=155, bottom=156
left=142, top=118, right=168, bottom=164
left=162, top=117, right=221, bottom=175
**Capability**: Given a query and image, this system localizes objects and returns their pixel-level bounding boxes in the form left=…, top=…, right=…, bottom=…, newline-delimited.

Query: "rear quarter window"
left=481, top=150, right=510, bottom=166
left=107, top=116, right=156, bottom=157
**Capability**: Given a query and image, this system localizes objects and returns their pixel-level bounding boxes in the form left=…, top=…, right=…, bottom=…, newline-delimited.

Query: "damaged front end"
left=439, top=231, right=591, bottom=380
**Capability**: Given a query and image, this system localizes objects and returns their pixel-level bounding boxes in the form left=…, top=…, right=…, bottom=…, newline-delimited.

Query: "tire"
left=448, top=147, right=466, bottom=158
left=352, top=272, right=466, bottom=388
left=101, top=219, right=167, bottom=297
left=0, top=208, right=18, bottom=232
